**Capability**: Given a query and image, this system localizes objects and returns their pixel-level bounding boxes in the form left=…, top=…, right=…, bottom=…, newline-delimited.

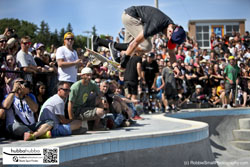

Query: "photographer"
left=2, top=78, right=53, bottom=141
left=3, top=27, right=16, bottom=40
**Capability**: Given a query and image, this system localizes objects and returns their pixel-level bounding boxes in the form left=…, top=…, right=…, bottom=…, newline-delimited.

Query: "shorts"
left=164, top=83, right=178, bottom=100
left=74, top=92, right=98, bottom=120
left=225, top=82, right=236, bottom=97
left=52, top=124, right=71, bottom=137
left=7, top=119, right=54, bottom=139
left=79, top=108, right=97, bottom=120
left=122, top=12, right=152, bottom=52
left=124, top=81, right=138, bottom=95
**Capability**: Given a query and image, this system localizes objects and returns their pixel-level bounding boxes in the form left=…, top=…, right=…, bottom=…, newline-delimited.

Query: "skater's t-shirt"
left=125, top=6, right=174, bottom=38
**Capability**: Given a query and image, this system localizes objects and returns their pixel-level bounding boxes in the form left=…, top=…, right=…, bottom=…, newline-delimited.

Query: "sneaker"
left=227, top=104, right=232, bottom=109
left=128, top=119, right=136, bottom=125
left=91, top=35, right=99, bottom=51
left=173, top=106, right=180, bottom=112
left=24, top=132, right=35, bottom=141
left=72, top=127, right=88, bottom=135
left=165, top=106, right=172, bottom=113
left=133, top=115, right=143, bottom=120
left=38, top=131, right=52, bottom=139
left=108, top=42, right=118, bottom=62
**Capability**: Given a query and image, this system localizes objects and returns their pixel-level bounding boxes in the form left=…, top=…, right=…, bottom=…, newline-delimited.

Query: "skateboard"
left=85, top=47, right=121, bottom=72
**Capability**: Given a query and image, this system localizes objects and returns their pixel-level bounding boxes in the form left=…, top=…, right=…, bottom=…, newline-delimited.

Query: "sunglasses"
left=61, top=88, right=71, bottom=92
left=0, top=40, right=7, bottom=43
left=65, top=38, right=74, bottom=41
left=22, top=42, right=32, bottom=45
left=17, top=81, right=25, bottom=84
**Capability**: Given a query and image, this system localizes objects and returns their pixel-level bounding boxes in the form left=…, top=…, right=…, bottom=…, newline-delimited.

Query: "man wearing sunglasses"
left=2, top=78, right=53, bottom=141
left=56, top=32, right=83, bottom=83
left=92, top=5, right=186, bottom=67
left=16, top=36, right=42, bottom=82
left=39, top=81, right=87, bottom=137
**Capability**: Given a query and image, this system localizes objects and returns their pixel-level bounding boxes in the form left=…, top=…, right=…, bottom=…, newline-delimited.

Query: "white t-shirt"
left=16, top=50, right=37, bottom=82
left=5, top=94, right=37, bottom=128
left=56, top=46, right=78, bottom=83
left=38, top=94, right=65, bottom=129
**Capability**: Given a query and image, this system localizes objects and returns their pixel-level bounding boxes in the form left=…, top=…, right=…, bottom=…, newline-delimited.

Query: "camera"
left=17, top=80, right=32, bottom=89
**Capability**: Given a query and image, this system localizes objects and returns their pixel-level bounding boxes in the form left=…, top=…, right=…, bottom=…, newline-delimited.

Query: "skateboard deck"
left=85, top=47, right=121, bottom=71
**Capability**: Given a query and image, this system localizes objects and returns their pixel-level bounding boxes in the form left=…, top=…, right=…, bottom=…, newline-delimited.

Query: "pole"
left=83, top=31, right=92, bottom=49
left=155, top=0, right=158, bottom=8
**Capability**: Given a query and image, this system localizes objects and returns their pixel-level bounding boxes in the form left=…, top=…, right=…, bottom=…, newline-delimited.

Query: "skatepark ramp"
left=232, top=118, right=250, bottom=150
left=169, top=108, right=250, bottom=167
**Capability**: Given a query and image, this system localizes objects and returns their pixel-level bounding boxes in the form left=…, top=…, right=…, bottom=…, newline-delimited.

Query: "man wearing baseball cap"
left=224, top=56, right=240, bottom=108
left=68, top=67, right=107, bottom=130
left=92, top=5, right=186, bottom=67
left=56, top=32, right=83, bottom=83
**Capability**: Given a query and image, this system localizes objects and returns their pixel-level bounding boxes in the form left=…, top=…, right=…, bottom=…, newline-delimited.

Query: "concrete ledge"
left=231, top=141, right=250, bottom=150
left=61, top=138, right=217, bottom=167
left=0, top=114, right=210, bottom=166
left=233, top=129, right=250, bottom=141
left=239, top=118, right=250, bottom=129
left=57, top=116, right=209, bottom=164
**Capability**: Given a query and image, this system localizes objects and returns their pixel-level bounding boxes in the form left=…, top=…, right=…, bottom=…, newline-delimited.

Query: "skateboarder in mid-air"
left=91, top=5, right=186, bottom=67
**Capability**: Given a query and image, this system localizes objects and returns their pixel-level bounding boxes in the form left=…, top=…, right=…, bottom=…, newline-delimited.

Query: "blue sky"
left=0, top=0, right=250, bottom=38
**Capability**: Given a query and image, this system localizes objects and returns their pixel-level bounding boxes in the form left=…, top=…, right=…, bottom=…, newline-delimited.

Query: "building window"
left=196, top=26, right=209, bottom=47
left=226, top=25, right=239, bottom=36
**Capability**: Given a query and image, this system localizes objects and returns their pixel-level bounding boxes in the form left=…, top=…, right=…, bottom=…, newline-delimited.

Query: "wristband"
left=10, top=91, right=16, bottom=94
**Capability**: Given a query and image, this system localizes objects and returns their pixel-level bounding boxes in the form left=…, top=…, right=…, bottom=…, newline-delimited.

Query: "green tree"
left=66, top=23, right=73, bottom=33
left=36, top=20, right=51, bottom=47
left=74, top=35, right=87, bottom=49
left=92, top=25, right=97, bottom=36
left=50, top=29, right=60, bottom=48
left=59, top=28, right=66, bottom=45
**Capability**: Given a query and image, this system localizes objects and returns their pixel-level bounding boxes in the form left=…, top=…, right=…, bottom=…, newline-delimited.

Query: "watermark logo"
left=2, top=147, right=59, bottom=165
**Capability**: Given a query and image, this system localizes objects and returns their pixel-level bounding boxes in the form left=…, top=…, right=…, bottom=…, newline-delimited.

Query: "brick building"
left=188, top=19, right=246, bottom=49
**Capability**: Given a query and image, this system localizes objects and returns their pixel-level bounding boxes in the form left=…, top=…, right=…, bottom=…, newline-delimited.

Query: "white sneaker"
left=227, top=104, right=232, bottom=109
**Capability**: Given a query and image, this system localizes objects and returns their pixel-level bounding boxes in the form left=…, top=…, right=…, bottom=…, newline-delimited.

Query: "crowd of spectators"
left=0, top=26, right=250, bottom=141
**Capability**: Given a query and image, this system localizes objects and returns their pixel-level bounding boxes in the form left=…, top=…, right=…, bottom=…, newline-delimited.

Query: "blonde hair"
left=21, top=36, right=31, bottom=43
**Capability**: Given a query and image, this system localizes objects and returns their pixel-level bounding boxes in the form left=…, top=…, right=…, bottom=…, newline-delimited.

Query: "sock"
left=38, top=131, right=52, bottom=139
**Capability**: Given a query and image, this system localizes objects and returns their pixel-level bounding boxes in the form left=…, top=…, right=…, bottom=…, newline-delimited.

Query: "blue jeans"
left=51, top=124, right=71, bottom=137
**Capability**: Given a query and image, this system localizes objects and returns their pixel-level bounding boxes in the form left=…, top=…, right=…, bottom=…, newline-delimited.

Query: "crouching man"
left=68, top=67, right=106, bottom=130
left=39, top=81, right=87, bottom=137
left=2, top=78, right=53, bottom=141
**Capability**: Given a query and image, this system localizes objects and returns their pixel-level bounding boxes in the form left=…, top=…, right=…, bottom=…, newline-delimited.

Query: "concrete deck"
left=1, top=107, right=250, bottom=167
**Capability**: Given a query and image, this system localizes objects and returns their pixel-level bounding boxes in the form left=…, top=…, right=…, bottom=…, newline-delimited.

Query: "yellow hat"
left=228, top=56, right=235, bottom=60
left=64, top=32, right=74, bottom=40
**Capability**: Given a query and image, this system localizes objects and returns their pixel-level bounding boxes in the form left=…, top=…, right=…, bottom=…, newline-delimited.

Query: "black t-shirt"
left=124, top=56, right=142, bottom=83
left=34, top=57, right=46, bottom=67
left=125, top=6, right=174, bottom=38
left=142, top=60, right=159, bottom=83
